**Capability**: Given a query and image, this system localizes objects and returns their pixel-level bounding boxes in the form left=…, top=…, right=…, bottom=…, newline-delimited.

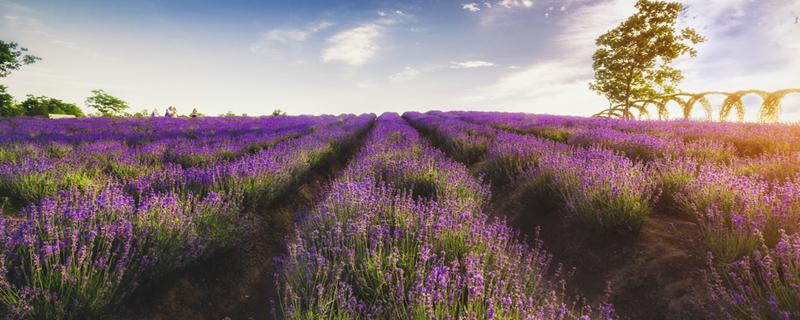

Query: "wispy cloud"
left=677, top=0, right=800, bottom=92
left=450, top=60, right=495, bottom=68
left=0, top=0, right=35, bottom=14
left=321, top=10, right=409, bottom=66
left=388, top=66, right=420, bottom=82
left=467, top=0, right=540, bottom=25
left=1, top=2, right=92, bottom=52
left=498, top=0, right=533, bottom=9
left=468, top=0, right=635, bottom=114
left=250, top=21, right=333, bottom=58
left=472, top=61, right=586, bottom=100
left=322, top=23, right=383, bottom=66
left=462, top=3, right=481, bottom=12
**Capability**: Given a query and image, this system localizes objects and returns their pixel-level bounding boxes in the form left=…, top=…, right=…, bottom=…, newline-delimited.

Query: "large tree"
left=1, top=41, right=40, bottom=117
left=589, top=0, right=704, bottom=109
left=20, top=95, right=85, bottom=117
left=85, top=89, right=129, bottom=117
left=0, top=41, right=41, bottom=78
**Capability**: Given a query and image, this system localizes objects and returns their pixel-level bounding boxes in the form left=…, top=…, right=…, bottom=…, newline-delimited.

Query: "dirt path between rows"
left=403, top=117, right=711, bottom=319
left=110, top=130, right=370, bottom=320
left=491, top=184, right=710, bottom=319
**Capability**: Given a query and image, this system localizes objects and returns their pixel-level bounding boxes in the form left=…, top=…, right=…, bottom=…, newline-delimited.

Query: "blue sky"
left=1, top=0, right=798, bottom=120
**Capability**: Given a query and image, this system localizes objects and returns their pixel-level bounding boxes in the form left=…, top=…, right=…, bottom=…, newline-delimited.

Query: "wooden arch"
left=593, top=89, right=800, bottom=122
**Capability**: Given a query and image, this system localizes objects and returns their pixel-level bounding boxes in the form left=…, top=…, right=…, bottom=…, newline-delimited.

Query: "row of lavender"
left=461, top=112, right=800, bottom=157
left=275, top=114, right=615, bottom=319
left=406, top=111, right=800, bottom=319
left=458, top=112, right=800, bottom=179
left=0, top=116, right=328, bottom=210
left=405, top=112, right=655, bottom=234
left=0, top=114, right=374, bottom=318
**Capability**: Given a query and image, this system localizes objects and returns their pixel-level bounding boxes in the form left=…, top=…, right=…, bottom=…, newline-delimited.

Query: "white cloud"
left=555, top=0, right=635, bottom=56
left=388, top=66, right=420, bottom=82
left=474, top=62, right=584, bottom=100
left=250, top=21, right=334, bottom=57
left=450, top=60, right=495, bottom=69
left=464, top=61, right=606, bottom=115
left=356, top=81, right=376, bottom=89
left=468, top=0, right=635, bottom=115
left=498, top=0, right=533, bottom=9
left=676, top=0, right=800, bottom=95
left=375, top=10, right=409, bottom=26
left=474, top=0, right=540, bottom=25
left=463, top=3, right=481, bottom=12
left=265, top=29, right=310, bottom=42
left=322, top=23, right=383, bottom=66
left=321, top=10, right=409, bottom=66
left=0, top=1, right=34, bottom=14
left=309, top=21, right=335, bottom=32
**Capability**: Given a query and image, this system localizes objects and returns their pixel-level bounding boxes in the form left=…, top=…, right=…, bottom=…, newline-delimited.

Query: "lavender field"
left=1, top=112, right=800, bottom=319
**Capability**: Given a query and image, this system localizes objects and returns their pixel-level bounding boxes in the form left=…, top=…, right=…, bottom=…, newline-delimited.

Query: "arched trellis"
left=593, top=89, right=800, bottom=122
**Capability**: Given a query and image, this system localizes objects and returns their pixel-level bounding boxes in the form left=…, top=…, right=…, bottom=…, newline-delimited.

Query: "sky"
left=1, top=0, right=799, bottom=120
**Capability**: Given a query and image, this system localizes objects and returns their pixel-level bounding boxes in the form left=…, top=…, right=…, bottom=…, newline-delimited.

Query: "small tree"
left=20, top=95, right=85, bottom=117
left=589, top=0, right=704, bottom=110
left=0, top=85, right=23, bottom=117
left=271, top=109, right=286, bottom=116
left=130, top=109, right=149, bottom=117
left=85, top=89, right=129, bottom=117
left=221, top=111, right=237, bottom=117
left=0, top=41, right=41, bottom=78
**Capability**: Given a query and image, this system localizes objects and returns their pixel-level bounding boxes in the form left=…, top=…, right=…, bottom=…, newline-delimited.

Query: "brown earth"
left=110, top=130, right=370, bottom=320
left=407, top=119, right=712, bottom=319
left=111, top=183, right=312, bottom=320
left=490, top=183, right=711, bottom=319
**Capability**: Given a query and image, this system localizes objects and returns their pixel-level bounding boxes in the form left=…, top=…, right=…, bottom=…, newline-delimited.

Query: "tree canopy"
left=0, top=85, right=23, bottom=117
left=19, top=95, right=85, bottom=117
left=0, top=41, right=41, bottom=78
left=589, top=0, right=704, bottom=109
left=85, top=89, right=130, bottom=117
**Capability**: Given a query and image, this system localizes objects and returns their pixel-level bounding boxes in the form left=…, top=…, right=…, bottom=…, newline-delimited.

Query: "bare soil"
left=110, top=132, right=369, bottom=320
left=490, top=183, right=711, bottom=319
left=111, top=183, right=314, bottom=320
left=407, top=120, right=711, bottom=319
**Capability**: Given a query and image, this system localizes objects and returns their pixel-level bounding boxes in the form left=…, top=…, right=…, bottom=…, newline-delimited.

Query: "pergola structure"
left=593, top=89, right=800, bottom=122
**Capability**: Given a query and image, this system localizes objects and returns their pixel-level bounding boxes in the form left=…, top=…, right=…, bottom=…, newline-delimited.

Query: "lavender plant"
left=276, top=113, right=616, bottom=319
left=0, top=114, right=375, bottom=318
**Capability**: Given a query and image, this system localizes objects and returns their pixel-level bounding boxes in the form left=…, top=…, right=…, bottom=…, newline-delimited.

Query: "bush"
left=19, top=95, right=85, bottom=117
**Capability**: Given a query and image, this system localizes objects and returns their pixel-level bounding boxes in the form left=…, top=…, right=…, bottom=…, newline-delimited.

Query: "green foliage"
left=130, top=109, right=149, bottom=117
left=272, top=109, right=286, bottom=116
left=0, top=85, right=23, bottom=117
left=0, top=40, right=41, bottom=77
left=0, top=170, right=96, bottom=208
left=19, top=95, right=85, bottom=117
left=221, top=111, right=237, bottom=117
left=85, top=89, right=129, bottom=117
left=589, top=0, right=704, bottom=108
